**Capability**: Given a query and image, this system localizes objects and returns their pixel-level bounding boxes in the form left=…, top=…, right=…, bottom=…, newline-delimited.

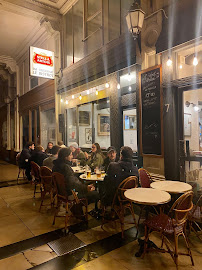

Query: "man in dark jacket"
left=29, top=145, right=48, bottom=167
left=18, top=141, right=35, bottom=180
left=101, top=146, right=138, bottom=206
left=103, top=146, right=119, bottom=171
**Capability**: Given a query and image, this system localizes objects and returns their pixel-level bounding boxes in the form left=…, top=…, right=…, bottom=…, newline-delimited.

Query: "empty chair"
left=138, top=168, right=152, bottom=188
left=30, top=161, right=41, bottom=198
left=188, top=195, right=202, bottom=241
left=143, top=191, right=194, bottom=268
left=52, top=172, right=88, bottom=231
left=102, top=176, right=138, bottom=238
left=39, top=166, right=54, bottom=212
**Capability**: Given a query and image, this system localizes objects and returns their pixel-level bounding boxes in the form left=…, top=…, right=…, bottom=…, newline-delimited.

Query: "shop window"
left=123, top=108, right=137, bottom=153
left=73, top=0, right=84, bottom=63
left=78, top=103, right=92, bottom=148
left=94, top=99, right=110, bottom=149
left=41, top=109, right=56, bottom=149
left=67, top=107, right=77, bottom=146
left=64, top=8, right=73, bottom=67
left=109, top=0, right=121, bottom=41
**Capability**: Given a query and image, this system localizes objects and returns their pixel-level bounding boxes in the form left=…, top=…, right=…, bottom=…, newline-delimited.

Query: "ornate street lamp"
left=126, top=2, right=145, bottom=40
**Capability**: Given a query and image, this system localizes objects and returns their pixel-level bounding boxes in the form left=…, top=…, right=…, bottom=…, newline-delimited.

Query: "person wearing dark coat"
left=18, top=141, right=35, bottom=180
left=45, top=142, right=53, bottom=155
left=103, top=146, right=119, bottom=172
left=29, top=145, right=48, bottom=167
left=52, top=147, right=99, bottom=203
left=101, top=146, right=139, bottom=206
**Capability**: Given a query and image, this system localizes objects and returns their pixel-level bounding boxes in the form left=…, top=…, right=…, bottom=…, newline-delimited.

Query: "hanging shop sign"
left=139, top=65, right=163, bottom=156
left=29, top=46, right=54, bottom=79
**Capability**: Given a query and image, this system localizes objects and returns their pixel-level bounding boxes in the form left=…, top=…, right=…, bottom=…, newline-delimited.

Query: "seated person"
left=45, top=142, right=53, bottom=155
left=43, top=145, right=60, bottom=170
left=84, top=143, right=104, bottom=171
left=52, top=147, right=99, bottom=204
left=58, top=140, right=66, bottom=148
left=18, top=141, right=35, bottom=180
left=103, top=146, right=119, bottom=171
left=101, top=146, right=139, bottom=206
left=70, top=142, right=86, bottom=166
left=29, top=145, right=48, bottom=167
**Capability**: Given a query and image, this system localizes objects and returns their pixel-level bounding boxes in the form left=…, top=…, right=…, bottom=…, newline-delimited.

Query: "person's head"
left=58, top=147, right=73, bottom=162
left=26, top=141, right=35, bottom=150
left=69, top=142, right=79, bottom=153
left=58, top=141, right=64, bottom=146
left=47, top=142, right=53, bottom=149
left=120, top=146, right=133, bottom=161
left=92, top=143, right=101, bottom=153
left=52, top=145, right=61, bottom=157
left=107, top=146, right=117, bottom=161
left=35, top=145, right=44, bottom=152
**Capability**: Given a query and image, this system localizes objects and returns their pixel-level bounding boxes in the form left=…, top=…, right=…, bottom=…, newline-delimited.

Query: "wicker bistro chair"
left=138, top=168, right=152, bottom=188
left=39, top=166, right=54, bottom=212
left=16, top=152, right=26, bottom=184
left=30, top=161, right=41, bottom=198
left=143, top=191, right=194, bottom=268
left=103, top=176, right=138, bottom=238
left=52, top=172, right=88, bottom=231
left=188, top=195, right=202, bottom=241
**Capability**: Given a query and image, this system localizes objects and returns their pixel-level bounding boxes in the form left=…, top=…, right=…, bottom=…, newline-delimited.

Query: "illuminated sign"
left=30, top=46, right=54, bottom=79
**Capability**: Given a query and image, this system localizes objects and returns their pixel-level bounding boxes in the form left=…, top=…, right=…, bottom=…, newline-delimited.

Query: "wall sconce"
left=55, top=68, right=63, bottom=83
left=185, top=101, right=200, bottom=112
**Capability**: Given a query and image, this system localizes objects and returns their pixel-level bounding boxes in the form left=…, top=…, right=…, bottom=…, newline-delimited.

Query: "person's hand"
left=87, top=184, right=95, bottom=192
left=72, top=159, right=77, bottom=164
left=84, top=152, right=89, bottom=159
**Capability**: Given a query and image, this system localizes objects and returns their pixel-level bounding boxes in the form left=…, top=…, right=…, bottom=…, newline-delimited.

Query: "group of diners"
left=18, top=141, right=138, bottom=208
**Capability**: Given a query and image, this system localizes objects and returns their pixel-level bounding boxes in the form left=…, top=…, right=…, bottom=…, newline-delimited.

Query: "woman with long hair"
left=85, top=143, right=104, bottom=170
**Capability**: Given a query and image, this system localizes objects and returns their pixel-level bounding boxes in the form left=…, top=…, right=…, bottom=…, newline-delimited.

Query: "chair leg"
left=65, top=203, right=69, bottom=232
left=183, top=231, right=194, bottom=266
left=33, top=183, right=37, bottom=198
left=129, top=203, right=137, bottom=228
left=136, top=205, right=144, bottom=238
left=39, top=191, right=45, bottom=212
left=52, top=199, right=59, bottom=225
left=142, top=225, right=149, bottom=258
left=174, top=233, right=179, bottom=267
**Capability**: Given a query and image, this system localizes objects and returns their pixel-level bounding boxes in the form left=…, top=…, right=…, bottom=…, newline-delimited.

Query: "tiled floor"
left=0, top=160, right=19, bottom=182
left=0, top=161, right=201, bottom=270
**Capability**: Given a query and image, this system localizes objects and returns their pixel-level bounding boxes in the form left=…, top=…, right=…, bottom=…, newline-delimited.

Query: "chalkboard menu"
left=139, top=65, right=163, bottom=156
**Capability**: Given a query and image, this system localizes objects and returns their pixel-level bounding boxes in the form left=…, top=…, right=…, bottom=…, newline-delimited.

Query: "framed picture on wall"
left=85, top=128, right=92, bottom=144
left=98, top=114, right=110, bottom=136
left=69, top=127, right=77, bottom=142
left=184, top=113, right=191, bottom=137
left=124, top=115, right=136, bottom=130
left=79, top=111, right=90, bottom=126
left=48, top=128, right=56, bottom=140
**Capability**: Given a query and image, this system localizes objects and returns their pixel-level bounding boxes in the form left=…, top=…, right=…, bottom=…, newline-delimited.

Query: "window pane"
left=109, top=0, right=120, bottom=41
left=64, top=8, right=73, bottom=67
left=121, top=0, right=134, bottom=34
left=87, top=0, right=101, bottom=18
left=73, top=0, right=84, bottom=63
left=78, top=103, right=92, bottom=148
left=67, top=108, right=77, bottom=146
left=123, top=108, right=137, bottom=153
left=87, top=13, right=101, bottom=36
left=94, top=99, right=110, bottom=149
left=41, top=109, right=56, bottom=149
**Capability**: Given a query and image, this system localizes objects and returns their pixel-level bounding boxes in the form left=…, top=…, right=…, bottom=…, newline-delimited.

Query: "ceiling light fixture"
left=105, top=83, right=110, bottom=88
left=60, top=98, right=63, bottom=102
left=79, top=94, right=82, bottom=100
left=96, top=89, right=98, bottom=95
left=65, top=100, right=68, bottom=105
left=87, top=90, right=90, bottom=95
left=128, top=86, right=132, bottom=91
left=179, top=64, right=182, bottom=69
left=72, top=95, right=74, bottom=99
left=193, top=56, right=198, bottom=66
left=166, top=57, right=172, bottom=67
left=117, top=83, right=120, bottom=89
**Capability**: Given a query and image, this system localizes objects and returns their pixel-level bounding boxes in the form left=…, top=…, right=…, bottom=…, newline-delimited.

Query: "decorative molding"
left=59, top=0, right=78, bottom=15
left=0, top=56, right=17, bottom=73
left=40, top=17, right=61, bottom=36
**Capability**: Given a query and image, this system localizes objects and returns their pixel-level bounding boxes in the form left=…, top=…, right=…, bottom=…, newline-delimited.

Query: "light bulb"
left=79, top=95, right=82, bottom=100
left=127, top=74, right=132, bottom=81
left=166, top=57, right=172, bottom=67
left=105, top=83, right=109, bottom=88
left=65, top=100, right=68, bottom=105
left=128, top=86, right=132, bottom=91
left=194, top=106, right=199, bottom=112
left=72, top=95, right=74, bottom=99
left=87, top=90, right=90, bottom=95
left=117, top=83, right=120, bottom=89
left=60, top=98, right=63, bottom=102
left=179, top=64, right=182, bottom=69
left=193, top=56, right=198, bottom=66
left=96, top=89, right=98, bottom=95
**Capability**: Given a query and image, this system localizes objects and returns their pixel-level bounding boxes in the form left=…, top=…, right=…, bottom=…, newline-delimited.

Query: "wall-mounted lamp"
left=55, top=68, right=63, bottom=84
left=185, top=101, right=200, bottom=112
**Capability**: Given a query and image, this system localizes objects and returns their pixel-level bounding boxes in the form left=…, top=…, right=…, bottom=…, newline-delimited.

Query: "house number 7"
left=165, top=104, right=170, bottom=112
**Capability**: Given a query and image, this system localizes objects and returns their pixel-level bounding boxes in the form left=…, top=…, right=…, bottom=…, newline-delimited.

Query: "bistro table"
left=124, top=188, right=171, bottom=256
left=72, top=166, right=85, bottom=174
left=150, top=180, right=192, bottom=194
left=79, top=173, right=105, bottom=182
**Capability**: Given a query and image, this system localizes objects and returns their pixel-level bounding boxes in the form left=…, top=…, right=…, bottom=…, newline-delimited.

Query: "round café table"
left=124, top=188, right=171, bottom=256
left=150, top=180, right=192, bottom=194
left=72, top=166, right=85, bottom=174
left=125, top=187, right=171, bottom=206
left=79, top=173, right=105, bottom=182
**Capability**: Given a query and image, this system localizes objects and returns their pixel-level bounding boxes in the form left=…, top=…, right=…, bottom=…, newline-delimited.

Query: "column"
left=7, top=102, right=11, bottom=150
left=15, top=96, right=20, bottom=151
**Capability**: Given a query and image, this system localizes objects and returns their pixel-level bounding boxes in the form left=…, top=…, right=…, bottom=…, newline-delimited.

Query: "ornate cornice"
left=0, top=56, right=16, bottom=73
